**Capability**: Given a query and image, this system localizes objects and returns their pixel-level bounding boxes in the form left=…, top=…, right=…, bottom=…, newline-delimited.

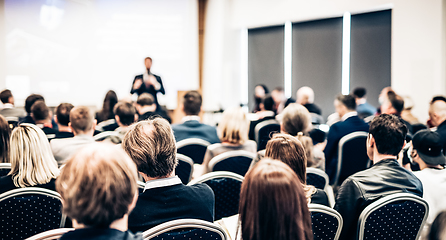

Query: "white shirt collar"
left=2, top=103, right=13, bottom=109
left=341, top=111, right=358, bottom=121
left=182, top=115, right=201, bottom=123
left=144, top=176, right=182, bottom=192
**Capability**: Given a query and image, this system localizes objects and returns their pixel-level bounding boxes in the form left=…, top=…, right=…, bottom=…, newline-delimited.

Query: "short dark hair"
left=431, top=96, right=446, bottom=104
left=0, top=89, right=12, bottom=104
left=31, top=101, right=49, bottom=121
left=262, top=95, right=274, bottom=111
left=113, top=101, right=136, bottom=126
left=56, top=103, right=74, bottom=126
left=70, top=106, right=94, bottom=133
left=145, top=57, right=152, bottom=62
left=388, top=91, right=404, bottom=113
left=369, top=114, right=408, bottom=156
left=273, top=86, right=284, bottom=92
left=336, top=94, right=356, bottom=110
left=136, top=93, right=155, bottom=106
left=183, top=91, right=202, bottom=115
left=353, top=87, right=366, bottom=98
left=25, top=94, right=45, bottom=113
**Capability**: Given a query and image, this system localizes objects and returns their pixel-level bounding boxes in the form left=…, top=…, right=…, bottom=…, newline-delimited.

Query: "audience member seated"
left=107, top=101, right=138, bottom=144
left=429, top=97, right=446, bottom=151
left=252, top=84, right=269, bottom=113
left=0, top=115, right=10, bottom=163
left=271, top=87, right=294, bottom=114
left=352, top=87, right=376, bottom=119
left=410, top=130, right=446, bottom=237
left=296, top=86, right=321, bottom=115
left=171, top=91, right=219, bottom=144
left=428, top=211, right=446, bottom=240
left=199, top=107, right=257, bottom=176
left=248, top=95, right=276, bottom=141
left=0, top=124, right=59, bottom=194
left=0, top=89, right=26, bottom=118
left=238, top=159, right=313, bottom=240
left=19, top=94, right=45, bottom=124
left=334, top=114, right=423, bottom=240
left=135, top=93, right=171, bottom=123
left=57, top=143, right=142, bottom=240
left=122, top=118, right=215, bottom=232
left=265, top=134, right=329, bottom=206
left=377, top=86, right=393, bottom=114
left=96, top=90, right=118, bottom=124
left=54, top=103, right=74, bottom=139
left=324, top=94, right=369, bottom=183
left=380, top=90, right=413, bottom=133
left=401, top=95, right=420, bottom=124
left=51, top=106, right=96, bottom=166
left=31, top=100, right=58, bottom=140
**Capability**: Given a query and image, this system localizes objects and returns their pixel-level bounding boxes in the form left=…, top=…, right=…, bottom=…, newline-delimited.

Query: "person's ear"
left=134, top=114, right=138, bottom=122
left=115, top=115, right=120, bottom=125
left=69, top=122, right=74, bottom=133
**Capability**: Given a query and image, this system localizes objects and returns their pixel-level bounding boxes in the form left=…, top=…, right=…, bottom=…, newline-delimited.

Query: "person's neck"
left=142, top=171, right=175, bottom=182
left=372, top=151, right=398, bottom=165
left=356, top=98, right=367, bottom=105
left=139, top=105, right=156, bottom=115
left=34, top=119, right=50, bottom=125
left=57, top=125, right=72, bottom=132
left=417, top=160, right=444, bottom=170
left=72, top=216, right=129, bottom=232
left=73, top=129, right=94, bottom=137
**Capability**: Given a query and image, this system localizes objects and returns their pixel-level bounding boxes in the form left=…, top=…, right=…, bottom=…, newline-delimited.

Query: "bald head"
left=296, top=86, right=314, bottom=105
left=429, top=100, right=446, bottom=127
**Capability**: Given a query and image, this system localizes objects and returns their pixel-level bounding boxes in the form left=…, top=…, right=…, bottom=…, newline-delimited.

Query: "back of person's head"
left=70, top=106, right=95, bottom=134
left=369, top=114, right=408, bottom=156
left=387, top=91, right=404, bottom=114
left=429, top=97, right=446, bottom=127
left=98, top=90, right=118, bottom=121
left=281, top=103, right=311, bottom=135
left=9, top=124, right=59, bottom=188
left=218, top=107, right=249, bottom=145
left=122, top=117, right=177, bottom=178
left=254, top=84, right=269, bottom=96
left=113, top=101, right=136, bottom=126
left=183, top=91, right=202, bottom=116
left=56, top=143, right=138, bottom=228
left=336, top=94, right=356, bottom=111
left=0, top=89, right=12, bottom=104
left=31, top=100, right=50, bottom=121
left=261, top=95, right=274, bottom=111
left=0, top=115, right=10, bottom=163
left=55, top=103, right=74, bottom=127
left=136, top=93, right=155, bottom=107
left=352, top=87, right=367, bottom=99
left=296, top=86, right=315, bottom=104
left=429, top=211, right=446, bottom=240
left=239, top=159, right=313, bottom=240
left=25, top=94, right=44, bottom=114
left=431, top=96, right=446, bottom=104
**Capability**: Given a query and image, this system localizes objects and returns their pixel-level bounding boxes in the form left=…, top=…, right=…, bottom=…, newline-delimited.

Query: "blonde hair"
left=56, top=143, right=138, bottom=227
left=9, top=124, right=59, bottom=188
left=218, top=107, right=249, bottom=145
left=281, top=103, right=312, bottom=136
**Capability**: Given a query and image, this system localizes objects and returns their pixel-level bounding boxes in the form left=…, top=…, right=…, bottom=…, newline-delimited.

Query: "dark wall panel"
left=292, top=18, right=343, bottom=120
left=248, top=25, right=284, bottom=111
left=350, top=10, right=391, bottom=109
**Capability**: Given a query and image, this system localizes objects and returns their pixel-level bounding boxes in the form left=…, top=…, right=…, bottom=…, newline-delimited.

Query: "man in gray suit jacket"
left=50, top=106, right=96, bottom=166
left=0, top=89, right=26, bottom=119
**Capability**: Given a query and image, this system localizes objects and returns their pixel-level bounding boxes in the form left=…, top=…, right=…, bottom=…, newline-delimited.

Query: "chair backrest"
left=0, top=162, right=11, bottom=177
left=254, top=119, right=280, bottom=151
left=357, top=193, right=429, bottom=240
left=334, top=131, right=369, bottom=187
left=93, top=131, right=122, bottom=143
left=306, top=167, right=329, bottom=191
left=95, top=118, right=117, bottom=132
left=26, top=228, right=74, bottom=240
left=189, top=172, right=244, bottom=221
left=138, top=181, right=145, bottom=194
left=176, top=138, right=211, bottom=164
left=0, top=187, right=66, bottom=240
left=208, top=150, right=256, bottom=176
left=142, top=218, right=228, bottom=240
left=176, top=154, right=194, bottom=184
left=309, top=204, right=343, bottom=240
left=310, top=113, right=325, bottom=125
left=5, top=116, right=19, bottom=129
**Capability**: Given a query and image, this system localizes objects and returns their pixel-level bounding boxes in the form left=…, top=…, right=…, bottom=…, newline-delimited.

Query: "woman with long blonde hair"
left=0, top=124, right=59, bottom=193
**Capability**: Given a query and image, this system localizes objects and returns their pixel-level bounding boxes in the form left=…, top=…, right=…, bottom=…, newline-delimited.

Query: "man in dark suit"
left=123, top=118, right=215, bottom=232
left=324, top=94, right=370, bottom=183
left=171, top=91, right=220, bottom=144
left=130, top=57, right=165, bottom=108
left=428, top=96, right=446, bottom=152
left=296, top=86, right=322, bottom=115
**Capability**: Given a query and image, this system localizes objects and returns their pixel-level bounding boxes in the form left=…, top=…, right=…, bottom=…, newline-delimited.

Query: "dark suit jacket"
left=324, top=115, right=369, bottom=183
left=248, top=116, right=276, bottom=141
left=0, top=176, right=57, bottom=194
left=304, top=103, right=322, bottom=115
left=171, top=120, right=220, bottom=144
left=60, top=228, right=142, bottom=240
left=130, top=73, right=165, bottom=106
left=128, top=182, right=215, bottom=233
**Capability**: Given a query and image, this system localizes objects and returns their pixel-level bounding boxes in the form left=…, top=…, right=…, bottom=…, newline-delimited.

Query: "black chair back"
left=306, top=168, right=329, bottom=190
left=0, top=163, right=11, bottom=177
left=143, top=219, right=228, bottom=240
left=254, top=120, right=280, bottom=151
left=209, top=150, right=256, bottom=176
left=176, top=154, right=194, bottom=184
left=310, top=204, right=343, bottom=240
left=176, top=138, right=211, bottom=165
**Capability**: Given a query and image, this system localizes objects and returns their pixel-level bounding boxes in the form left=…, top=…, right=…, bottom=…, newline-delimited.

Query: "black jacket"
left=130, top=74, right=165, bottom=107
left=334, top=159, right=423, bottom=240
left=60, top=228, right=142, bottom=240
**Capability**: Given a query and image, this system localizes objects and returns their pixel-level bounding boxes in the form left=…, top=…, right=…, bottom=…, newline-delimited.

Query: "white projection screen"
left=2, top=0, right=198, bottom=109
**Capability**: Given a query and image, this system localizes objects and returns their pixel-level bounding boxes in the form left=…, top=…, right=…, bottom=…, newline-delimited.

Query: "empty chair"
left=333, top=131, right=369, bottom=187
left=26, top=228, right=74, bottom=240
left=208, top=150, right=256, bottom=176
left=142, top=219, right=228, bottom=240
left=0, top=162, right=11, bottom=177
left=310, top=204, right=343, bottom=240
left=0, top=187, right=66, bottom=240
left=189, top=172, right=243, bottom=221
left=357, top=193, right=429, bottom=240
left=176, top=154, right=194, bottom=184
left=254, top=119, right=280, bottom=151
left=176, top=138, right=211, bottom=164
